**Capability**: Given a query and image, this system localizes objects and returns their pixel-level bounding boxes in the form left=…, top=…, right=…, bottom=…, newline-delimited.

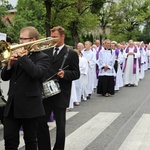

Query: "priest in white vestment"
left=123, top=40, right=140, bottom=86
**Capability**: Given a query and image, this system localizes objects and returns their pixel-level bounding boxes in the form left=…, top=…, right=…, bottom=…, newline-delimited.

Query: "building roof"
left=1, top=16, right=13, bottom=26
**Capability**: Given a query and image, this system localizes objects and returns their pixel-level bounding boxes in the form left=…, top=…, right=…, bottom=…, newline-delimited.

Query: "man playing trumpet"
left=1, top=26, right=49, bottom=150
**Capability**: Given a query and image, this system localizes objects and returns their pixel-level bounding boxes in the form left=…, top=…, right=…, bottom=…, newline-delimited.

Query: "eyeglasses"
left=19, top=37, right=33, bottom=40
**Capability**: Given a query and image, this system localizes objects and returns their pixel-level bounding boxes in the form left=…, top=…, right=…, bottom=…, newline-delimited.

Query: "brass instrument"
left=0, top=37, right=58, bottom=63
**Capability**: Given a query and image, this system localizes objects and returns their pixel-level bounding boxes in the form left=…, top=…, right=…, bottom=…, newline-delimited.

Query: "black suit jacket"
left=43, top=45, right=80, bottom=108
left=1, top=52, right=50, bottom=118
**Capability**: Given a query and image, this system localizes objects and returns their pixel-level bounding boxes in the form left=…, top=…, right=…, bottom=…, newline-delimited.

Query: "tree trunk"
left=70, top=21, right=79, bottom=48
left=44, top=0, right=52, bottom=37
left=101, top=25, right=106, bottom=41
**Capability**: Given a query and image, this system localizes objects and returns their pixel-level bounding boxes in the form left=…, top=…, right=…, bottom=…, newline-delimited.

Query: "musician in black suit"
left=1, top=26, right=49, bottom=150
left=37, top=26, right=80, bottom=150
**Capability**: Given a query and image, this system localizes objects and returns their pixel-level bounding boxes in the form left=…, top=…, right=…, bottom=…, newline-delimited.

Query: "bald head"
left=95, top=40, right=100, bottom=47
left=77, top=42, right=84, bottom=51
left=129, top=40, right=135, bottom=47
left=85, top=41, right=92, bottom=50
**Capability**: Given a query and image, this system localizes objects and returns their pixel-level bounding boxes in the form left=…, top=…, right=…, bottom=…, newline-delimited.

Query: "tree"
left=109, top=0, right=150, bottom=42
left=10, top=0, right=46, bottom=42
left=43, top=0, right=102, bottom=46
left=137, top=22, right=150, bottom=43
left=44, top=0, right=52, bottom=37
left=0, top=2, right=11, bottom=36
left=0, top=0, right=8, bottom=6
left=0, top=5, right=7, bottom=33
left=0, top=0, right=13, bottom=9
left=90, top=0, right=106, bottom=13
left=1, top=0, right=105, bottom=46
left=97, top=2, right=112, bottom=41
left=85, top=0, right=112, bottom=42
left=67, top=0, right=100, bottom=47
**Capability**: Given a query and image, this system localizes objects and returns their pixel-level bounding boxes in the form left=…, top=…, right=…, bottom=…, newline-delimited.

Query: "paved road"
left=1, top=70, right=150, bottom=150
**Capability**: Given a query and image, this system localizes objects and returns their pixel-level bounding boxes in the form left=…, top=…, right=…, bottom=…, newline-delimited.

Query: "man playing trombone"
left=1, top=26, right=49, bottom=150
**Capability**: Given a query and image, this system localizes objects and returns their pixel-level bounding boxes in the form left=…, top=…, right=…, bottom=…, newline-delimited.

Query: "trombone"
left=0, top=37, right=58, bottom=63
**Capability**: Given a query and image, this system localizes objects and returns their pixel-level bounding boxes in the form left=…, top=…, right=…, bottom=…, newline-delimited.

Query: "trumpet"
left=0, top=37, right=58, bottom=63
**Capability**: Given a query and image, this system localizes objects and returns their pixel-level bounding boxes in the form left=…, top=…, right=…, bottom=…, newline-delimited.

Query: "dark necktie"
left=53, top=47, right=59, bottom=60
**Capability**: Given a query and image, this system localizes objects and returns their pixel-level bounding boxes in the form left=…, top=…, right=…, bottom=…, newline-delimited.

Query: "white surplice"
left=96, top=49, right=116, bottom=95
left=123, top=46, right=140, bottom=86
left=144, top=48, right=148, bottom=71
left=147, top=49, right=150, bottom=69
left=96, top=49, right=116, bottom=76
left=68, top=81, right=77, bottom=109
left=115, top=51, right=124, bottom=91
left=74, top=55, right=88, bottom=102
left=82, top=49, right=96, bottom=95
left=139, top=47, right=146, bottom=79
left=91, top=47, right=98, bottom=88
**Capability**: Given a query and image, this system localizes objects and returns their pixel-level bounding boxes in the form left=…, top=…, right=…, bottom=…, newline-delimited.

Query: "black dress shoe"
left=87, top=96, right=90, bottom=99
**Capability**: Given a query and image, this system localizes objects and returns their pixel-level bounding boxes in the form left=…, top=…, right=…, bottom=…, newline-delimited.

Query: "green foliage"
left=109, top=0, right=150, bottom=42
left=0, top=5, right=7, bottom=17
left=91, top=0, right=105, bottom=13
left=50, top=0, right=99, bottom=46
left=137, top=23, right=150, bottom=43
left=0, top=1, right=14, bottom=40
left=1, top=0, right=150, bottom=45
left=17, top=0, right=45, bottom=29
left=82, top=33, right=93, bottom=43
left=0, top=6, right=8, bottom=33
left=9, top=0, right=46, bottom=42
left=1, top=0, right=102, bottom=45
left=0, top=0, right=13, bottom=9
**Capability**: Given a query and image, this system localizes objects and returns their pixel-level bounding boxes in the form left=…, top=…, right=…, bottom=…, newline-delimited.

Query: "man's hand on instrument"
left=17, top=49, right=28, bottom=57
left=8, top=51, right=19, bottom=67
left=8, top=48, right=29, bottom=67
left=15, top=47, right=29, bottom=57
left=57, top=69, right=65, bottom=78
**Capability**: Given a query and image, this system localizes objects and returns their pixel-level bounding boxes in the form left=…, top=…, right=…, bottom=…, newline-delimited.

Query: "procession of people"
left=68, top=39, right=150, bottom=110
left=0, top=25, right=150, bottom=150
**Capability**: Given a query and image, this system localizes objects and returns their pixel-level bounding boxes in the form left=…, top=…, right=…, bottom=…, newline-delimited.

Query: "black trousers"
left=0, top=106, right=5, bottom=124
left=37, top=99, right=66, bottom=150
left=4, top=117, right=39, bottom=150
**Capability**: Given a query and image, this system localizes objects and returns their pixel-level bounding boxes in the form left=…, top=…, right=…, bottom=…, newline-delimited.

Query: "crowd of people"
left=0, top=25, right=150, bottom=150
left=67, top=39, right=150, bottom=110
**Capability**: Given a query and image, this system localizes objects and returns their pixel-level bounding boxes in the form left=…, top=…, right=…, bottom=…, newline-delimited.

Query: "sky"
left=8, top=0, right=18, bottom=7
